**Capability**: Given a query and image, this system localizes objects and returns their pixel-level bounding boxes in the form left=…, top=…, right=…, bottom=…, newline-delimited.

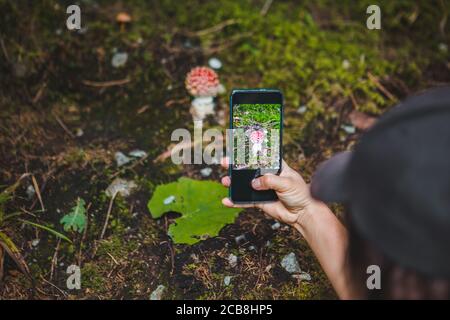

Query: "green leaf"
left=60, top=198, right=87, bottom=233
left=148, top=177, right=242, bottom=245
left=20, top=219, right=72, bottom=243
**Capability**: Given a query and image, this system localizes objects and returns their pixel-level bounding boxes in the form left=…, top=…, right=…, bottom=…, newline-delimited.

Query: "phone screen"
left=229, top=90, right=283, bottom=203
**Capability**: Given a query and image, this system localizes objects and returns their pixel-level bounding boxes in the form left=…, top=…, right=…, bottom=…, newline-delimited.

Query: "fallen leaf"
left=349, top=110, right=377, bottom=131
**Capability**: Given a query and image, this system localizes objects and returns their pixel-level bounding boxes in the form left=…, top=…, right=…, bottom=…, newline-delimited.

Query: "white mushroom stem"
left=190, top=96, right=215, bottom=122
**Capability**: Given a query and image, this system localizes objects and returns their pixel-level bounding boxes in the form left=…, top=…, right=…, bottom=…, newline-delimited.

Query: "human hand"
left=221, top=158, right=317, bottom=227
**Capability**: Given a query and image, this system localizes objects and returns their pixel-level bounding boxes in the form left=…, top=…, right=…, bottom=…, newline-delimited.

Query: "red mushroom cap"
left=185, top=66, right=220, bottom=97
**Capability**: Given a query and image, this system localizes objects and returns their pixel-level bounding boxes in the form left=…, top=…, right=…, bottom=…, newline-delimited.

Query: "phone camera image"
left=229, top=90, right=283, bottom=203
left=232, top=103, right=281, bottom=172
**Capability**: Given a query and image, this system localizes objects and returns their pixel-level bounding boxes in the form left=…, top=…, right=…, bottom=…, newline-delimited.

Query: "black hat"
left=311, top=87, right=450, bottom=278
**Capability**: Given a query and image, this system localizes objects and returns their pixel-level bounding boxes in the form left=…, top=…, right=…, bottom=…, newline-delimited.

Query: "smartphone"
left=229, top=89, right=283, bottom=203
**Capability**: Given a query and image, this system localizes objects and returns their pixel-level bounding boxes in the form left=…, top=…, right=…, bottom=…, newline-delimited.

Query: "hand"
left=221, top=158, right=316, bottom=227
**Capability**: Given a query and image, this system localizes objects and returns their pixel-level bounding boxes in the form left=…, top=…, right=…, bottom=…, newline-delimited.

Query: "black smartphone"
left=229, top=89, right=283, bottom=203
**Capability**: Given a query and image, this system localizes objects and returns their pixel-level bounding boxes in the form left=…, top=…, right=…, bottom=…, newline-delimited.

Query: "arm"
left=294, top=200, right=353, bottom=299
left=221, top=159, right=355, bottom=299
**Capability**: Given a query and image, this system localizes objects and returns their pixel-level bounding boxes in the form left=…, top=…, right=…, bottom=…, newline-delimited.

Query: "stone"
left=163, top=195, right=176, bottom=205
left=200, top=167, right=213, bottom=177
left=111, top=52, right=128, bottom=68
left=106, top=178, right=137, bottom=198
left=271, top=222, right=281, bottom=230
left=208, top=57, right=222, bottom=69
left=228, top=253, right=238, bottom=268
left=293, top=272, right=312, bottom=281
left=281, top=252, right=301, bottom=274
left=114, top=151, right=132, bottom=167
left=129, top=149, right=147, bottom=158
left=150, top=285, right=166, bottom=300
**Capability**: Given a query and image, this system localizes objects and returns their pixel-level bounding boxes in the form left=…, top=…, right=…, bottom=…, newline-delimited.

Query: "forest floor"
left=0, top=0, right=449, bottom=299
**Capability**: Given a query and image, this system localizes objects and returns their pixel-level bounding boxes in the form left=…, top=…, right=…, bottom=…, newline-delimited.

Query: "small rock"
left=75, top=128, right=84, bottom=137
left=200, top=167, right=213, bottom=177
left=111, top=52, right=128, bottom=68
left=228, top=253, right=238, bottom=268
left=31, top=239, right=40, bottom=247
left=190, top=253, right=199, bottom=263
left=129, top=149, right=147, bottom=158
left=297, top=105, right=308, bottom=114
left=208, top=57, right=222, bottom=69
left=341, top=124, right=356, bottom=135
left=106, top=178, right=137, bottom=198
left=248, top=245, right=256, bottom=251
left=342, top=59, right=351, bottom=70
left=26, top=185, right=35, bottom=200
left=115, top=151, right=132, bottom=167
left=281, top=252, right=301, bottom=274
left=163, top=195, right=176, bottom=205
left=150, top=285, right=166, bottom=300
left=438, top=43, right=448, bottom=53
left=271, top=222, right=281, bottom=230
left=292, top=272, right=312, bottom=281
left=223, top=276, right=232, bottom=286
left=235, top=234, right=246, bottom=246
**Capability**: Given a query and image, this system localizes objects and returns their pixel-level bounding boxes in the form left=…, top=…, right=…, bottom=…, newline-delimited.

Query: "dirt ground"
left=0, top=0, right=449, bottom=299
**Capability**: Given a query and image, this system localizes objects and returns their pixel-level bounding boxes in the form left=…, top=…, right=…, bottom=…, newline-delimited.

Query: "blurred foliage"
left=233, top=104, right=281, bottom=129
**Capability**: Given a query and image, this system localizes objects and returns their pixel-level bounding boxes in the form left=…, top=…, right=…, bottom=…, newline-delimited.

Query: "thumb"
left=252, top=174, right=291, bottom=192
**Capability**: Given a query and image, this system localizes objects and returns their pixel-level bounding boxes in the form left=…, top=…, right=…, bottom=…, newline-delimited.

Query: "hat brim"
left=310, top=151, right=352, bottom=203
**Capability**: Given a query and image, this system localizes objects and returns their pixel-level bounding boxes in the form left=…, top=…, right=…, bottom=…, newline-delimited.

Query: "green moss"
left=81, top=262, right=108, bottom=294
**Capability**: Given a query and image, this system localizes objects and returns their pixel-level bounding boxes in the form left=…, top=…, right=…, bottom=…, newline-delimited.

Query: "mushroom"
left=185, top=66, right=222, bottom=122
left=185, top=66, right=220, bottom=97
left=116, top=12, right=131, bottom=32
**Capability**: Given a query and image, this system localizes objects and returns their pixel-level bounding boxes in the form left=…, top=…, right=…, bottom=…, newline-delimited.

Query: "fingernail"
left=252, top=179, right=261, bottom=189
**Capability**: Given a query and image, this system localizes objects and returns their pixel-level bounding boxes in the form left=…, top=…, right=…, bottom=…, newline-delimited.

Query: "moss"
left=81, top=262, right=108, bottom=294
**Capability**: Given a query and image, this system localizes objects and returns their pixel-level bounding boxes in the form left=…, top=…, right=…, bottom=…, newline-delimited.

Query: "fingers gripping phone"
left=229, top=89, right=283, bottom=203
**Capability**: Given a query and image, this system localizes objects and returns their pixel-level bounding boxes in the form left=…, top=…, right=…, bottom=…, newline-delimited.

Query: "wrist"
left=293, top=199, right=330, bottom=236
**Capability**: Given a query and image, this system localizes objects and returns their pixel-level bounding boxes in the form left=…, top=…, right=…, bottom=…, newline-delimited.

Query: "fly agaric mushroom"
left=185, top=66, right=220, bottom=97
left=116, top=12, right=131, bottom=32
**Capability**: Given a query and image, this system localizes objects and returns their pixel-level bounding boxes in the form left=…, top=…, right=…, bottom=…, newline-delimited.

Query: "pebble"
left=235, top=234, right=246, bottom=245
left=223, top=276, right=232, bottom=286
left=281, top=252, right=302, bottom=274
left=292, top=272, right=312, bottom=281
left=115, top=151, right=132, bottom=167
left=228, top=253, right=238, bottom=268
left=150, top=285, right=166, bottom=300
left=208, top=57, right=222, bottom=69
left=297, top=105, right=308, bottom=114
left=31, top=239, right=40, bottom=247
left=111, top=52, right=128, bottom=68
left=129, top=149, right=147, bottom=158
left=341, top=124, right=356, bottom=135
left=271, top=222, right=281, bottom=230
left=26, top=185, right=35, bottom=200
left=106, top=178, right=137, bottom=198
left=163, top=195, right=176, bottom=205
left=342, top=59, right=351, bottom=70
left=75, top=128, right=84, bottom=137
left=200, top=167, right=213, bottom=177
left=438, top=43, right=448, bottom=53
